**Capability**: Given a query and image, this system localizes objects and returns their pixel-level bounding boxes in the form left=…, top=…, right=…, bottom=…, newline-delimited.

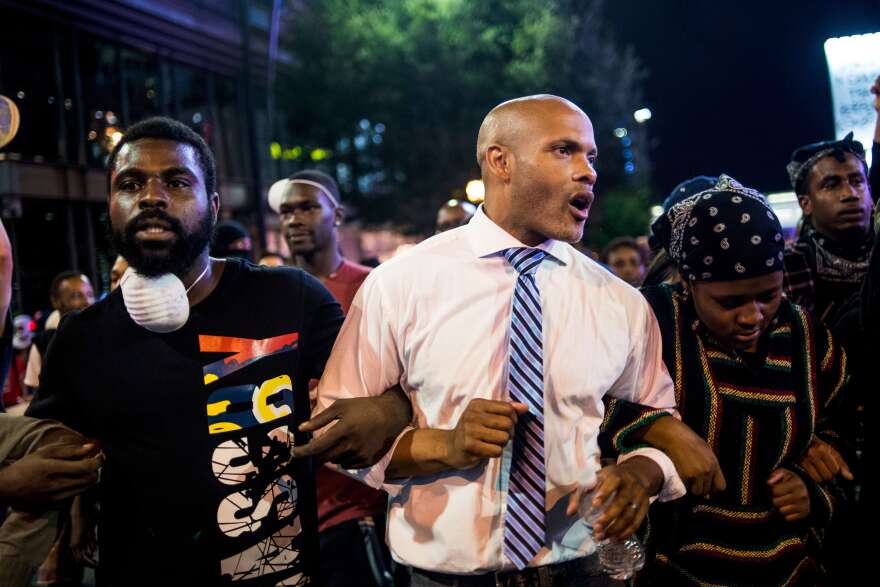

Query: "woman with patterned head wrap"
left=610, top=175, right=851, bottom=585
left=643, top=175, right=718, bottom=287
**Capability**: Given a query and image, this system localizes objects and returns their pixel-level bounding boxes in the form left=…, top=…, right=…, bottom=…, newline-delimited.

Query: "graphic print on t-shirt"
left=201, top=333, right=309, bottom=585
left=201, top=333, right=300, bottom=384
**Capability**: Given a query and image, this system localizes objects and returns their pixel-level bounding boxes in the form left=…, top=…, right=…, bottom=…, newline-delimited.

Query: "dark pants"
left=408, top=556, right=625, bottom=587
left=319, top=515, right=405, bottom=587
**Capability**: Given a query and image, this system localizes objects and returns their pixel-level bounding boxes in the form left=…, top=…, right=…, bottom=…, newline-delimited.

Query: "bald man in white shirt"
left=304, top=95, right=689, bottom=586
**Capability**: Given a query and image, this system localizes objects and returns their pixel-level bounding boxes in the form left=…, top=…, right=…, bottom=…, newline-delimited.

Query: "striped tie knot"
left=504, top=247, right=546, bottom=276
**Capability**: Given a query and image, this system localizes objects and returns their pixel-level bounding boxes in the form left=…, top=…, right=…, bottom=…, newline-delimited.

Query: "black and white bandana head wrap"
left=786, top=131, right=867, bottom=194
left=651, top=174, right=785, bottom=282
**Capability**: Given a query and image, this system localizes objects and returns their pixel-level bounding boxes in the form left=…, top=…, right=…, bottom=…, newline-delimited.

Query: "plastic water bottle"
left=578, top=488, right=646, bottom=580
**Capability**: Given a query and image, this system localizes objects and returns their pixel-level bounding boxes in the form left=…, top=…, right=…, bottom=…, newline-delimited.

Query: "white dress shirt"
left=316, top=206, right=684, bottom=574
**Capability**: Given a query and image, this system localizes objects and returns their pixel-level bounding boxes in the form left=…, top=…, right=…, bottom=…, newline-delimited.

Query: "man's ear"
left=797, top=194, right=813, bottom=216
left=485, top=144, right=514, bottom=183
left=210, top=192, right=221, bottom=222
left=334, top=205, right=345, bottom=227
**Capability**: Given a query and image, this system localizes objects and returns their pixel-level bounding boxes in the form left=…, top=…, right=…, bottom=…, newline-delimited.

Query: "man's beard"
left=111, top=209, right=214, bottom=277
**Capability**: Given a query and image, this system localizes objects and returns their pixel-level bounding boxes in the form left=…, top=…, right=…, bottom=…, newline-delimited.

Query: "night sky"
left=605, top=0, right=880, bottom=200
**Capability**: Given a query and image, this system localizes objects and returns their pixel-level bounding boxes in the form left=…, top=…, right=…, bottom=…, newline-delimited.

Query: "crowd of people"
left=0, top=75, right=877, bottom=587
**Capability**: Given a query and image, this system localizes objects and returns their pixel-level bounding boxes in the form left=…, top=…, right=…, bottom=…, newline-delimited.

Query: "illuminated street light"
left=633, top=108, right=652, bottom=123
left=465, top=179, right=485, bottom=203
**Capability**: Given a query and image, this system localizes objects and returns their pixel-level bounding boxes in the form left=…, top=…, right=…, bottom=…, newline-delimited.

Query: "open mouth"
left=134, top=220, right=174, bottom=239
left=569, top=193, right=592, bottom=220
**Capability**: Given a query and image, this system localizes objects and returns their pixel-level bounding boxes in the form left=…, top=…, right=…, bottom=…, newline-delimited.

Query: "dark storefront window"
left=0, top=7, right=61, bottom=162
left=122, top=49, right=162, bottom=123
left=80, top=36, right=123, bottom=168
left=176, top=64, right=211, bottom=141
left=89, top=204, right=116, bottom=295
left=10, top=199, right=114, bottom=314
left=215, top=76, right=246, bottom=179
left=10, top=199, right=76, bottom=315
left=2, top=4, right=267, bottom=312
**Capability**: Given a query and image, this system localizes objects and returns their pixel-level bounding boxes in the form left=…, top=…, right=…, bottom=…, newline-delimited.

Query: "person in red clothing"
left=269, top=169, right=393, bottom=585
left=269, top=170, right=371, bottom=311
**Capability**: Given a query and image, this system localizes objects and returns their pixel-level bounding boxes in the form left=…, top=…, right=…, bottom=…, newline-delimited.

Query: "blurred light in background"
left=650, top=205, right=664, bottom=223
left=766, top=191, right=802, bottom=231
left=465, top=179, right=485, bottom=203
left=633, top=108, right=652, bottom=123
left=613, top=127, right=628, bottom=138
left=310, top=148, right=330, bottom=161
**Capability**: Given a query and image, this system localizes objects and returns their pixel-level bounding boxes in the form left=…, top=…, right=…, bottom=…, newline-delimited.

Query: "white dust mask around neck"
left=119, top=264, right=209, bottom=333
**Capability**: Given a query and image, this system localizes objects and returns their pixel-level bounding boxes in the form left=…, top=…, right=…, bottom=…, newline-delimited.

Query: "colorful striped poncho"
left=604, top=283, right=849, bottom=586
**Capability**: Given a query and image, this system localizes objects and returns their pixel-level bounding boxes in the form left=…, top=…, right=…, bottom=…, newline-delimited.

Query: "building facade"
left=0, top=0, right=299, bottom=313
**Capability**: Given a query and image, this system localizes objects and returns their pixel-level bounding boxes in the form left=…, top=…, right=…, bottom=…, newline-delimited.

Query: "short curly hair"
left=107, top=116, right=216, bottom=195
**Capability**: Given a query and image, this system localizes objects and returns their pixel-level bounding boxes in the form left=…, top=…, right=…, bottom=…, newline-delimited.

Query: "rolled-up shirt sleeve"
left=314, top=270, right=407, bottom=489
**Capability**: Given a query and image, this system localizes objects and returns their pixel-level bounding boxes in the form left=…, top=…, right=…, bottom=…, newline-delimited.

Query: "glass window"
left=79, top=36, right=123, bottom=168
left=215, top=75, right=245, bottom=179
left=122, top=49, right=162, bottom=123
left=0, top=7, right=61, bottom=162
left=87, top=203, right=116, bottom=295
left=11, top=199, right=76, bottom=315
left=176, top=64, right=210, bottom=139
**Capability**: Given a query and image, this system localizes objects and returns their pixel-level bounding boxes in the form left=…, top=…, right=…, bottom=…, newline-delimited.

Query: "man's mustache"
left=125, top=210, right=184, bottom=237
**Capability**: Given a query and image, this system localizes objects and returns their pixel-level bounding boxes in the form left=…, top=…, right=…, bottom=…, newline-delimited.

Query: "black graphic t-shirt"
left=28, top=259, right=344, bottom=586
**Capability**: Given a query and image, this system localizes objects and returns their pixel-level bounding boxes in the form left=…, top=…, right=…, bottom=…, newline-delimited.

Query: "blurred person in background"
left=257, top=252, right=287, bottom=267
left=210, top=219, right=252, bottom=262
left=269, top=169, right=394, bottom=586
left=601, top=236, right=646, bottom=287
left=784, top=132, right=873, bottom=323
left=435, top=199, right=476, bottom=233
left=109, top=255, right=129, bottom=292
left=826, top=201, right=880, bottom=583
left=871, top=74, right=880, bottom=200
left=643, top=176, right=717, bottom=288
left=1, top=220, right=14, bottom=410
left=270, top=170, right=372, bottom=314
left=3, top=315, right=34, bottom=409
left=23, top=271, right=94, bottom=391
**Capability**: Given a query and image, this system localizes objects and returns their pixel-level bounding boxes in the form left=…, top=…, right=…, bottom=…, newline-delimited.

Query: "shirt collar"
left=465, top=205, right=570, bottom=266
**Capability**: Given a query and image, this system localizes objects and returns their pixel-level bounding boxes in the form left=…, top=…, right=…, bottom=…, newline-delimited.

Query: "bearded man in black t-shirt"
left=27, top=118, right=409, bottom=586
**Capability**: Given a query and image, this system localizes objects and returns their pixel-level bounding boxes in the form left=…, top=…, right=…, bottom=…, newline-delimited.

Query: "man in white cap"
left=269, top=170, right=372, bottom=314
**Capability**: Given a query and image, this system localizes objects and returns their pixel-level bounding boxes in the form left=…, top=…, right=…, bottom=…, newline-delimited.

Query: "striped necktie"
left=502, top=247, right=547, bottom=570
